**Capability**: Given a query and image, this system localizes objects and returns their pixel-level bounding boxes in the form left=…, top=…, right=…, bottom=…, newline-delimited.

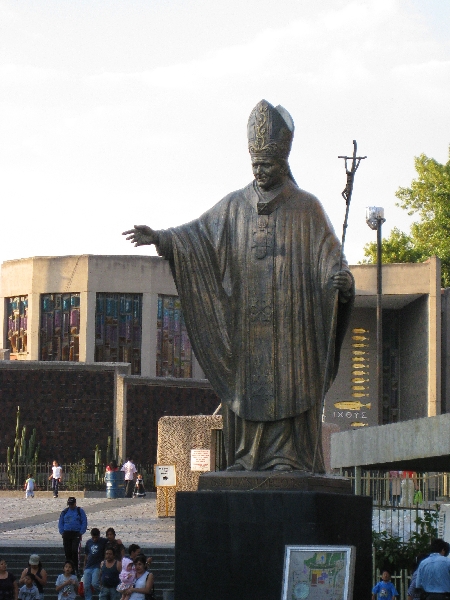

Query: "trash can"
left=105, top=470, right=125, bottom=498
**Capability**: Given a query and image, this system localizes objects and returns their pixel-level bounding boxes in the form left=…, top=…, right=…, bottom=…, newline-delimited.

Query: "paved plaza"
left=0, top=494, right=175, bottom=547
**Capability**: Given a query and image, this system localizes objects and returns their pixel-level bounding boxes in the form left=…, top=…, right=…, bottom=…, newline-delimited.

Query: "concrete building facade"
left=0, top=255, right=204, bottom=378
left=1, top=254, right=447, bottom=444
left=324, top=257, right=442, bottom=432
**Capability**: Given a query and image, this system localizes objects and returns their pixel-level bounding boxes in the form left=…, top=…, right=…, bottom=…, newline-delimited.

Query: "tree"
left=362, top=227, right=423, bottom=265
left=362, top=149, right=450, bottom=287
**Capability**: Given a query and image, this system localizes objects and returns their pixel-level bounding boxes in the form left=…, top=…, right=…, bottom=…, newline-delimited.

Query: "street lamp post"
left=366, top=207, right=386, bottom=425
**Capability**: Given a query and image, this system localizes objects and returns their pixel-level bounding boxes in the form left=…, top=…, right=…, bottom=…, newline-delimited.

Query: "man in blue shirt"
left=416, top=539, right=450, bottom=600
left=83, top=528, right=108, bottom=600
left=58, top=496, right=88, bottom=574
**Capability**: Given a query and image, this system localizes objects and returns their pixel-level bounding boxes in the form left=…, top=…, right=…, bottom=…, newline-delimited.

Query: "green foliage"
left=105, top=436, right=120, bottom=466
left=6, top=406, right=39, bottom=487
left=373, top=509, right=439, bottom=572
left=362, top=148, right=450, bottom=287
left=66, top=459, right=87, bottom=490
left=362, top=227, right=424, bottom=265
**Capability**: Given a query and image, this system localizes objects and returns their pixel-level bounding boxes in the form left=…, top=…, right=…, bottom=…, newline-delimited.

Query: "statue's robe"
left=156, top=178, right=354, bottom=471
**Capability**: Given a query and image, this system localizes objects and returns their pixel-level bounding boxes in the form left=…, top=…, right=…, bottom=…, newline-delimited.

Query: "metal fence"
left=372, top=504, right=438, bottom=542
left=0, top=462, right=155, bottom=491
left=339, top=468, right=449, bottom=506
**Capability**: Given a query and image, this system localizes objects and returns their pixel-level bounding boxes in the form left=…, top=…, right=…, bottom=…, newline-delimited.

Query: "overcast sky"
left=1, top=0, right=449, bottom=267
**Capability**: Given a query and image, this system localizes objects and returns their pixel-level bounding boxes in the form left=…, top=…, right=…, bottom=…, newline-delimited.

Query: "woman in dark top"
left=99, top=547, right=122, bottom=600
left=19, top=555, right=47, bottom=600
left=0, top=558, right=18, bottom=600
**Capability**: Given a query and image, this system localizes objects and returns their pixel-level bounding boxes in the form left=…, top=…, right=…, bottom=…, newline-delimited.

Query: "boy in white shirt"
left=49, top=460, right=63, bottom=498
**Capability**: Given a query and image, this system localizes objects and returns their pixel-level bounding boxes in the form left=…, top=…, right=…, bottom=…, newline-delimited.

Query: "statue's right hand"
left=122, top=225, right=158, bottom=247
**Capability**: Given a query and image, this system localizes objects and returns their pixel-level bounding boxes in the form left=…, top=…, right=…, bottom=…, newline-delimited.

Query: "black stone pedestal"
left=175, top=490, right=372, bottom=600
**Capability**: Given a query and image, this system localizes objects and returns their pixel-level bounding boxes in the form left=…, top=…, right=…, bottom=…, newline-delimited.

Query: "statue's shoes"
left=272, top=464, right=293, bottom=472
left=226, top=463, right=245, bottom=471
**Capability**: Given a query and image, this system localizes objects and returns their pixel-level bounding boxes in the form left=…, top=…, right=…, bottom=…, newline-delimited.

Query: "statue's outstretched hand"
left=122, top=225, right=158, bottom=247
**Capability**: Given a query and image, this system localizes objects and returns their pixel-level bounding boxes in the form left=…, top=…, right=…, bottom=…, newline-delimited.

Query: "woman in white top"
left=123, top=555, right=153, bottom=600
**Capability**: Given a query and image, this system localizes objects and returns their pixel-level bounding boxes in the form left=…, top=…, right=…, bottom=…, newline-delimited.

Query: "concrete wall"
left=441, top=289, right=450, bottom=415
left=399, top=295, right=429, bottom=420
left=331, top=412, right=450, bottom=471
left=156, top=415, right=223, bottom=516
left=0, top=361, right=129, bottom=463
left=122, top=377, right=220, bottom=466
left=351, top=258, right=439, bottom=297
left=0, top=361, right=218, bottom=464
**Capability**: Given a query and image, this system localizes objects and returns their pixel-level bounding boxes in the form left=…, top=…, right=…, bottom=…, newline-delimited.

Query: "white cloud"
left=0, top=0, right=449, bottom=265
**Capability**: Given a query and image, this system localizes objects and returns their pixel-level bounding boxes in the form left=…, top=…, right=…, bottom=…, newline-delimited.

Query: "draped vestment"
left=156, top=178, right=353, bottom=471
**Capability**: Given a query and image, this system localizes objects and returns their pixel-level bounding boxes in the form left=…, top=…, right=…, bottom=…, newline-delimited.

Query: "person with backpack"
left=58, top=497, right=88, bottom=575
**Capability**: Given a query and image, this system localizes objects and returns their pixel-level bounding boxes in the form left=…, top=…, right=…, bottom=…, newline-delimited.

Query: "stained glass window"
left=95, top=293, right=142, bottom=375
left=40, top=293, right=80, bottom=361
left=6, top=296, right=28, bottom=354
left=156, top=295, right=192, bottom=378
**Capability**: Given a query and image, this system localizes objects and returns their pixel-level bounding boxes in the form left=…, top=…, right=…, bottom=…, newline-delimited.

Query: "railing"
left=0, top=462, right=155, bottom=491
left=372, top=504, right=438, bottom=542
left=339, top=468, right=449, bottom=505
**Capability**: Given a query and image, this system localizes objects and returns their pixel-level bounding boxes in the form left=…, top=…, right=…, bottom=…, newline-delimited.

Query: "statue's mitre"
left=247, top=100, right=294, bottom=159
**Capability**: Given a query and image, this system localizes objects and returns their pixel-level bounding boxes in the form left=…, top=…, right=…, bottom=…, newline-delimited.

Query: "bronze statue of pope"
left=124, top=100, right=354, bottom=473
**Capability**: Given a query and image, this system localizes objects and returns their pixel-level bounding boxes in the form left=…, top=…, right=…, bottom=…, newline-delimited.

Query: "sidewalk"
left=0, top=494, right=175, bottom=547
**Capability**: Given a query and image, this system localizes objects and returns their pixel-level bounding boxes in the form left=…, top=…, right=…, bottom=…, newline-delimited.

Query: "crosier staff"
left=312, top=140, right=366, bottom=474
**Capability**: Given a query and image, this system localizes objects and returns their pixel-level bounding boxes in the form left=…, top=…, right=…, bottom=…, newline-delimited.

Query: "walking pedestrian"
left=0, top=557, right=18, bottom=600
left=48, top=461, right=63, bottom=499
left=18, top=575, right=39, bottom=600
left=105, top=529, right=125, bottom=561
left=99, top=547, right=121, bottom=600
left=416, top=539, right=450, bottom=600
left=120, top=460, right=136, bottom=498
left=122, top=554, right=154, bottom=600
left=55, top=561, right=78, bottom=600
left=24, top=474, right=35, bottom=499
left=408, top=554, right=429, bottom=600
left=19, top=555, right=47, bottom=600
left=58, top=497, right=87, bottom=574
left=83, top=528, right=108, bottom=600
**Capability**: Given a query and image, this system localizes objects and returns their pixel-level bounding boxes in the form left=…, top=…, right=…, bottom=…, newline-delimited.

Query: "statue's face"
left=251, top=157, right=285, bottom=191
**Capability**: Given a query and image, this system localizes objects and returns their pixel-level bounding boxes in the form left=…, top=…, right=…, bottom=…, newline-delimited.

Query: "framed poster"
left=281, top=545, right=355, bottom=600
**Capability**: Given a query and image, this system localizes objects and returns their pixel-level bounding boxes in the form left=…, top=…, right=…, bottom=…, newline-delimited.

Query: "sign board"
left=154, top=465, right=176, bottom=487
left=190, top=449, right=211, bottom=471
left=281, top=545, right=355, bottom=600
left=438, top=504, right=450, bottom=542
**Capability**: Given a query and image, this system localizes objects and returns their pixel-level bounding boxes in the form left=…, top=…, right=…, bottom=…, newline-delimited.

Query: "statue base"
left=174, top=489, right=372, bottom=600
left=197, top=469, right=352, bottom=493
